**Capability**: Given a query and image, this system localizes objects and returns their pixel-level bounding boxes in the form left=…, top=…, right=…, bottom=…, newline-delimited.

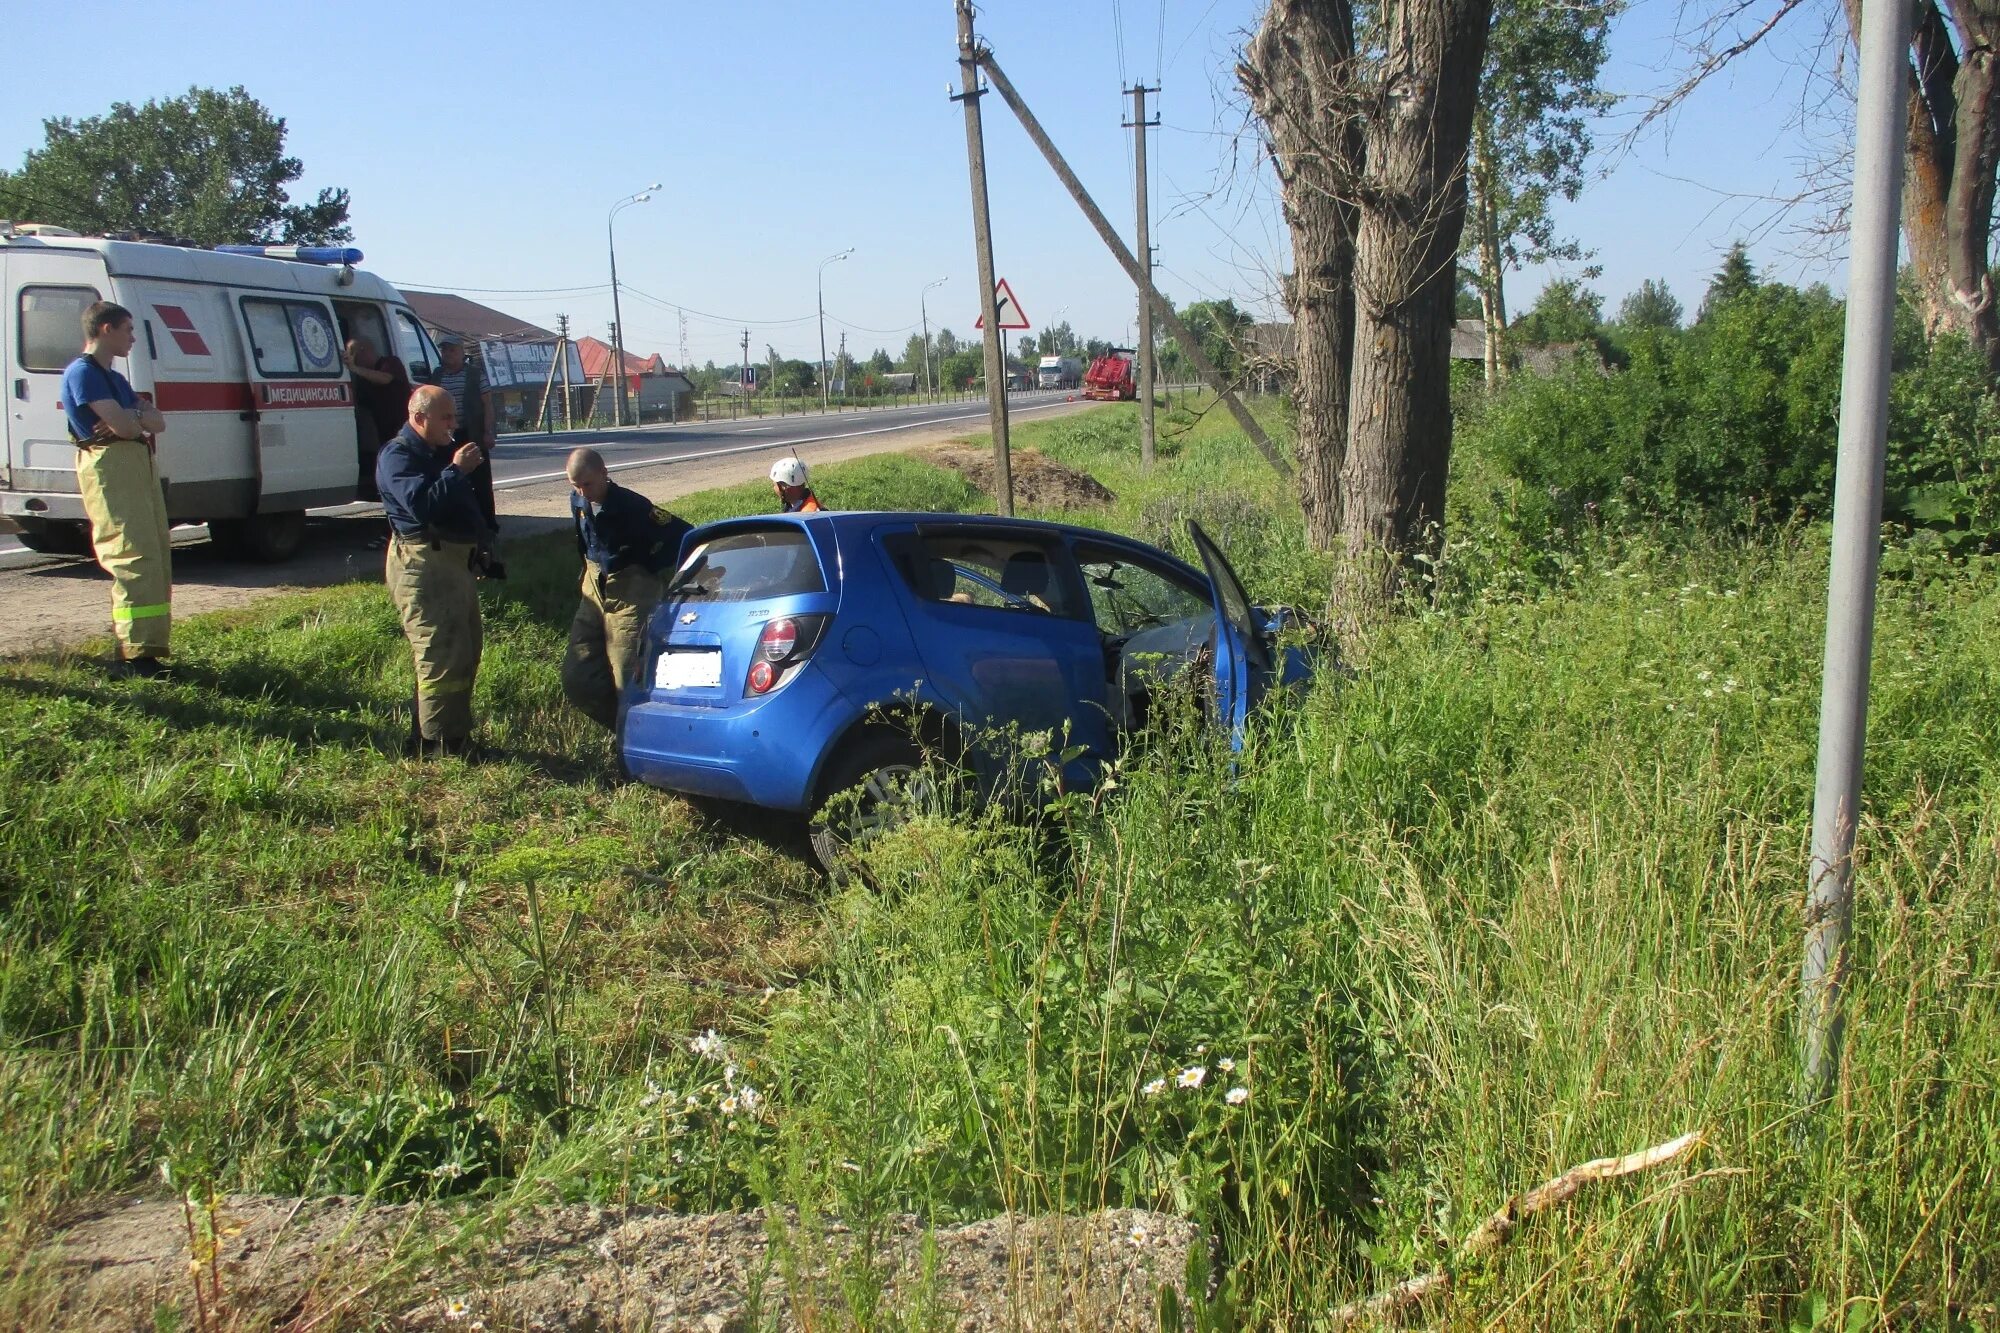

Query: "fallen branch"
left=1329, top=1130, right=1707, bottom=1329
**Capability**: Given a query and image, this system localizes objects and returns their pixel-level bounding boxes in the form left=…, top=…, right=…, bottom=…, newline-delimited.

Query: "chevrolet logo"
left=679, top=611, right=699, bottom=624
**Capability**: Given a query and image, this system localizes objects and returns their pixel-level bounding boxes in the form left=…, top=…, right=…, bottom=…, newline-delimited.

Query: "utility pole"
left=974, top=49, right=1290, bottom=481
left=954, top=0, right=1014, bottom=514
left=1127, top=82, right=1159, bottom=470
left=557, top=315, right=573, bottom=431
left=600, top=318, right=616, bottom=426
left=539, top=315, right=569, bottom=432
left=837, top=331, right=847, bottom=406
left=741, top=328, right=751, bottom=419
left=1800, top=0, right=1913, bottom=1110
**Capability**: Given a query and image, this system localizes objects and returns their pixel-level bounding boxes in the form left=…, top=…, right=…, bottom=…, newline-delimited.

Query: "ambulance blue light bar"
left=214, top=245, right=364, bottom=266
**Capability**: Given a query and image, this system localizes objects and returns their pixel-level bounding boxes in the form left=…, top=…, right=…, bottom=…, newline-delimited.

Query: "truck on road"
left=1082, top=348, right=1137, bottom=401
left=2, top=223, right=441, bottom=561
left=1036, top=355, right=1081, bottom=390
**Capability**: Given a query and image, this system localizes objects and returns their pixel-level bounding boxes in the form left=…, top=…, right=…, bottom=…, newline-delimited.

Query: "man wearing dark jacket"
left=424, top=338, right=503, bottom=574
left=378, top=385, right=489, bottom=755
left=560, top=447, right=691, bottom=730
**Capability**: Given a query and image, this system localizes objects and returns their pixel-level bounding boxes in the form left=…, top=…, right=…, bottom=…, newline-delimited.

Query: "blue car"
left=618, top=511, right=1312, bottom=866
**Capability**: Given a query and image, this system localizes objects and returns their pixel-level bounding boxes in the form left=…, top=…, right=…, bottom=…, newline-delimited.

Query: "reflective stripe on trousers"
left=76, top=439, right=172, bottom=656
left=387, top=537, right=482, bottom=740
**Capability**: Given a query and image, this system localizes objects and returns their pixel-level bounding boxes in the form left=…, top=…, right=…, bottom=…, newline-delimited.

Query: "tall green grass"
left=3, top=400, right=1995, bottom=1327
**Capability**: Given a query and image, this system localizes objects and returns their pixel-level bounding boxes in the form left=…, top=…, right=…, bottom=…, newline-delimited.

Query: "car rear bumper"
left=618, top=664, right=852, bottom=810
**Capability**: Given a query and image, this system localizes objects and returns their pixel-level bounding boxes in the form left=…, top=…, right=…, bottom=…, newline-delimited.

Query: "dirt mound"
left=929, top=445, right=1115, bottom=510
left=35, top=1195, right=1201, bottom=1330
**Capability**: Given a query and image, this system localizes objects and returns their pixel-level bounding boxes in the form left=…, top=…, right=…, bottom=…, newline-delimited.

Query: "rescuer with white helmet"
left=769, top=457, right=823, bottom=513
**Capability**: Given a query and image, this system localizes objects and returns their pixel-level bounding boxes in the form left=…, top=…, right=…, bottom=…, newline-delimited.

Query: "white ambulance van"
left=2, top=223, right=441, bottom=560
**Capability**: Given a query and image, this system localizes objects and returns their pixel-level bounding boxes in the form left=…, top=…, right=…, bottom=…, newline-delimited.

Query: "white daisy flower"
left=1176, top=1066, right=1207, bottom=1090
left=1217, top=1057, right=1236, bottom=1073
left=1128, top=1221, right=1150, bottom=1246
left=1142, top=1077, right=1167, bottom=1097
left=1226, top=1086, right=1249, bottom=1105
left=444, top=1297, right=471, bottom=1321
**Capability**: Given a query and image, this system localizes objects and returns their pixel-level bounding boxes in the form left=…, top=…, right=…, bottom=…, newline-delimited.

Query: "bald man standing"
left=561, top=447, right=690, bottom=731
left=377, top=385, right=488, bottom=756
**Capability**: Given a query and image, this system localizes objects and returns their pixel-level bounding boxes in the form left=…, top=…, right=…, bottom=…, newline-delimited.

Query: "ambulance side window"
left=17, top=285, right=102, bottom=372
left=240, top=297, right=341, bottom=378
left=392, top=308, right=437, bottom=380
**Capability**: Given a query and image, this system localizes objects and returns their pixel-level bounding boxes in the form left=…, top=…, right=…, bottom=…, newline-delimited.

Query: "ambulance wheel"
left=13, top=518, right=94, bottom=557
left=210, top=511, right=305, bottom=562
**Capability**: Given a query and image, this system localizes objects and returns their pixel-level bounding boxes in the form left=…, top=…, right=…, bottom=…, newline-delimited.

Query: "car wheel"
left=807, top=731, right=957, bottom=874
left=209, top=511, right=306, bottom=562
left=13, top=518, right=94, bottom=558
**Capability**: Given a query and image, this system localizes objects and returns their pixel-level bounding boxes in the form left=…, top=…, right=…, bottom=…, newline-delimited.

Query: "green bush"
left=1463, top=285, right=2000, bottom=551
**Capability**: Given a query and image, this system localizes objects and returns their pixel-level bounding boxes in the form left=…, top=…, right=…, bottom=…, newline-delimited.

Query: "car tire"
left=807, top=730, right=959, bottom=875
left=209, top=510, right=306, bottom=562
left=12, top=518, right=95, bottom=558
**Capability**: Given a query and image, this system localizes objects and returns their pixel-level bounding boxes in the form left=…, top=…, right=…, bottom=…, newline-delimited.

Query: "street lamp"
left=817, top=247, right=853, bottom=412
left=920, top=276, right=949, bottom=399
left=607, top=183, right=660, bottom=427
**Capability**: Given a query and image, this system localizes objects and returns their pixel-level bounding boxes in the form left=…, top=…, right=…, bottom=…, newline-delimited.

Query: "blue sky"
left=2, top=1, right=1851, bottom=368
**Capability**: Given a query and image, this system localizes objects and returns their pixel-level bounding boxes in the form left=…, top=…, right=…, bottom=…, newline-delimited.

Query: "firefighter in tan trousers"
left=561, top=447, right=691, bottom=730
left=376, top=385, right=489, bottom=757
left=60, top=302, right=172, bottom=678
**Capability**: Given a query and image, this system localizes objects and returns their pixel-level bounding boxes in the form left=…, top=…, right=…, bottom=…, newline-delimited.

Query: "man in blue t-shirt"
left=59, top=301, right=172, bottom=678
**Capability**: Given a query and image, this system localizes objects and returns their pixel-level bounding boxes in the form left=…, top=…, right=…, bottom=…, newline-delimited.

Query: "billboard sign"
left=477, top=339, right=587, bottom=390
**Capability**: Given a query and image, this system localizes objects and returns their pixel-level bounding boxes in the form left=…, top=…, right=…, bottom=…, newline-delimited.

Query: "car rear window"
left=669, top=527, right=825, bottom=602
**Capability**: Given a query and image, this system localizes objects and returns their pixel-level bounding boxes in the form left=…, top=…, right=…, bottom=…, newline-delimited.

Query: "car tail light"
left=760, top=617, right=799, bottom=661
left=745, top=613, right=830, bottom=695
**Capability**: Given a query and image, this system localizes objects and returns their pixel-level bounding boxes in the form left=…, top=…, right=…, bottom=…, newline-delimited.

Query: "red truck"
left=1082, top=347, right=1137, bottom=401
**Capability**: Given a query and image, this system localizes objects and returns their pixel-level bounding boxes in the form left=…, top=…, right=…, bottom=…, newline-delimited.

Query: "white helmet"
left=769, top=457, right=809, bottom=488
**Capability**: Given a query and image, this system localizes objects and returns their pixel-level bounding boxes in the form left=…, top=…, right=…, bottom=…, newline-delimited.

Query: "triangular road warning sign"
left=974, top=278, right=1031, bottom=331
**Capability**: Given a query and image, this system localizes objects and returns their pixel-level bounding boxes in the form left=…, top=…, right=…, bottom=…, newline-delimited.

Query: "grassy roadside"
left=4, top=397, right=1997, bottom=1326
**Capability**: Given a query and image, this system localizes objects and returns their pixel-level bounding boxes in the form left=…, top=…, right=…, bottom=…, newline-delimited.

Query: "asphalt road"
left=0, top=389, right=1080, bottom=567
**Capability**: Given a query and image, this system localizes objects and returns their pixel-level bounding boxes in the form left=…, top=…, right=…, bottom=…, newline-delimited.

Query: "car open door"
left=1188, top=521, right=1272, bottom=748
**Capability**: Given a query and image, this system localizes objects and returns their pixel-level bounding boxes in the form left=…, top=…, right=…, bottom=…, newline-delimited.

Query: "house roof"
left=576, top=335, right=672, bottom=380
left=401, top=291, right=555, bottom=344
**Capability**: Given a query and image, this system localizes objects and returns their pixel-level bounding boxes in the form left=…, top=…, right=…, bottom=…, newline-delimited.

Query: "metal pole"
left=975, top=50, right=1290, bottom=481
left=1800, top=0, right=1912, bottom=1108
left=608, top=218, right=628, bottom=428
left=955, top=0, right=1014, bottom=514
left=817, top=248, right=851, bottom=414
left=1129, top=82, right=1158, bottom=469
left=922, top=275, right=948, bottom=401
left=606, top=185, right=658, bottom=429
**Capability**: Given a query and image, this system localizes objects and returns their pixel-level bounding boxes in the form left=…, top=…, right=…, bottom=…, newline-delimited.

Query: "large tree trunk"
left=1340, top=0, right=1493, bottom=601
left=1853, top=0, right=2000, bottom=375
left=1471, top=110, right=1507, bottom=387
left=1239, top=0, right=1361, bottom=551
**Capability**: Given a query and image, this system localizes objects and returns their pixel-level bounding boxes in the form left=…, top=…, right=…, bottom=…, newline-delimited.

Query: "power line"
left=619, top=283, right=817, bottom=328
left=823, top=311, right=920, bottom=336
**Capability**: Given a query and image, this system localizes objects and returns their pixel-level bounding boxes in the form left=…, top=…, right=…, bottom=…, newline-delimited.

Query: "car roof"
left=696, top=510, right=1140, bottom=543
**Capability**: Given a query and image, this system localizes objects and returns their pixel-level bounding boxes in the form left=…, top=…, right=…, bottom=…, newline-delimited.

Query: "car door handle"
left=13, top=378, right=25, bottom=400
